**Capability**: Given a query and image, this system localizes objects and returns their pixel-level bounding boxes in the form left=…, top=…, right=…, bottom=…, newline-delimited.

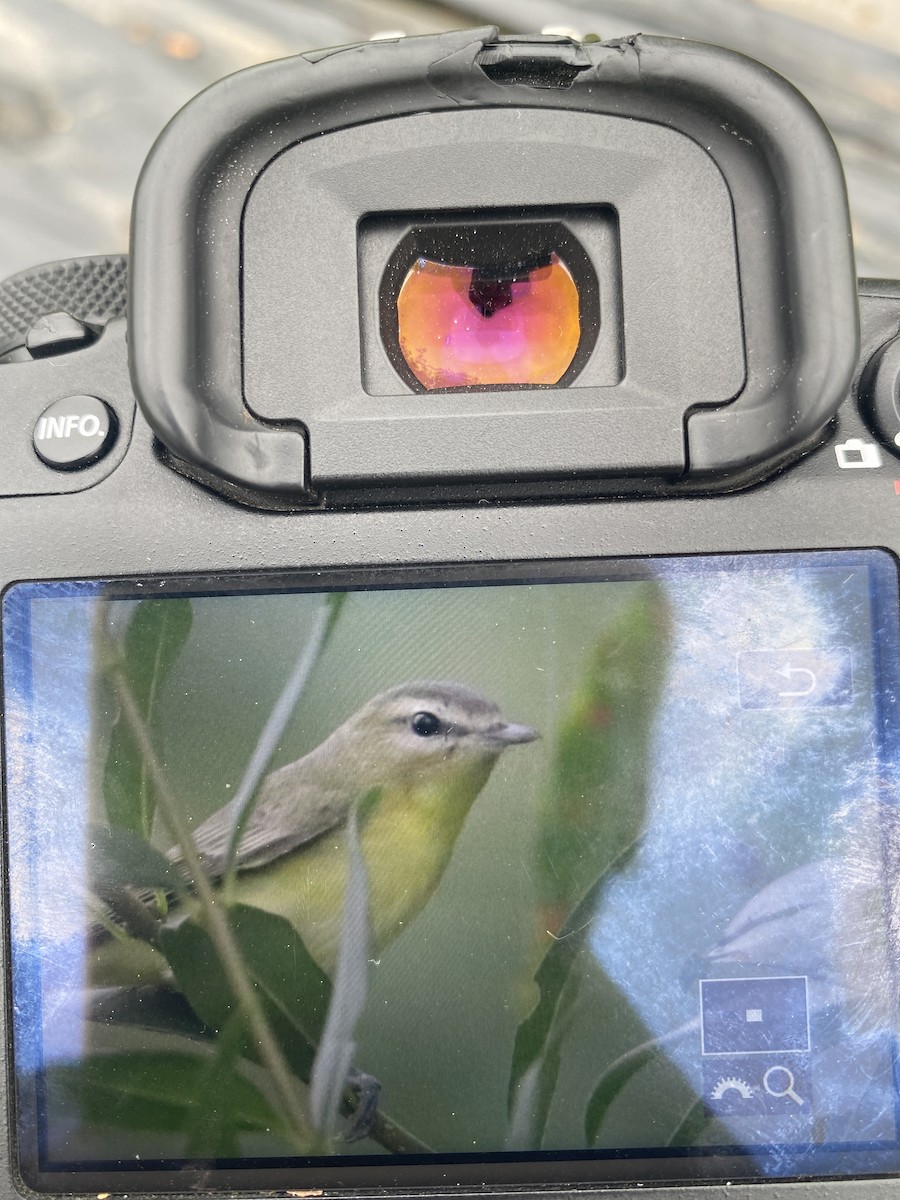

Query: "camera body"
left=3, top=26, right=900, bottom=1200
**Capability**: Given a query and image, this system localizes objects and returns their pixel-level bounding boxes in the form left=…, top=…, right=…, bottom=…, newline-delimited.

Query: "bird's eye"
left=411, top=711, right=442, bottom=737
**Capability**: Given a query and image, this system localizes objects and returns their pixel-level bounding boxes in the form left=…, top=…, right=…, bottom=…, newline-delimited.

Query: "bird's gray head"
left=332, top=681, right=539, bottom=781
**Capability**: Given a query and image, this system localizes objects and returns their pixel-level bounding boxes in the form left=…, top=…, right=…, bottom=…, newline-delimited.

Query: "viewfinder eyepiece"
left=129, top=30, right=859, bottom=499
left=382, top=220, right=598, bottom=392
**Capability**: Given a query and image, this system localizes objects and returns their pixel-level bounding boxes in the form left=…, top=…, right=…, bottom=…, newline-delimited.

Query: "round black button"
left=861, top=334, right=900, bottom=456
left=33, top=395, right=117, bottom=470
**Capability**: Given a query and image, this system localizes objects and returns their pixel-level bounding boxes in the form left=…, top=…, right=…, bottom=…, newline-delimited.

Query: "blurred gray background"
left=1, top=0, right=899, bottom=279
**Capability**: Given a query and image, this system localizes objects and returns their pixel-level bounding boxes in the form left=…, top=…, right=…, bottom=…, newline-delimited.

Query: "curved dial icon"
left=710, top=1076, right=754, bottom=1101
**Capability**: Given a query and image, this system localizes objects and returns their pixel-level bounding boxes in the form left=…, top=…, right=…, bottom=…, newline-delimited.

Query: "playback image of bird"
left=94, top=681, right=539, bottom=978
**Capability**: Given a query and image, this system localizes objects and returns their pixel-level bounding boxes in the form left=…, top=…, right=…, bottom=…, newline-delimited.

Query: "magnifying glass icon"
left=763, top=1065, right=804, bottom=1106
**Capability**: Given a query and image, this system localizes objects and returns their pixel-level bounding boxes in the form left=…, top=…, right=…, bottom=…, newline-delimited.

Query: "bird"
left=96, top=681, right=539, bottom=979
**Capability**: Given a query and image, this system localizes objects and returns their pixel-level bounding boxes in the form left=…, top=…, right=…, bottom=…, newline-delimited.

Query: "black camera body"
left=3, top=27, right=900, bottom=1200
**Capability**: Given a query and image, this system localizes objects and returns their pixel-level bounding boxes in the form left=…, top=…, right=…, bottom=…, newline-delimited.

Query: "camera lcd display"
left=4, top=551, right=900, bottom=1191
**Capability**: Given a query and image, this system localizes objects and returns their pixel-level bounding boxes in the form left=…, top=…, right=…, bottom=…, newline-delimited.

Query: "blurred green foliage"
left=509, top=585, right=671, bottom=1146
left=537, top=585, right=671, bottom=926
left=101, top=599, right=192, bottom=837
left=45, top=1050, right=290, bottom=1155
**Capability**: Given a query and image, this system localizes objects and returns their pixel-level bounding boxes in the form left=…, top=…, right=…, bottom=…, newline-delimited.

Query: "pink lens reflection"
left=396, top=253, right=581, bottom=390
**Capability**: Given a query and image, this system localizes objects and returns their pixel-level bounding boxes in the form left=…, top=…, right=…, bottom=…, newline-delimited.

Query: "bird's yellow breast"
left=232, top=756, right=494, bottom=974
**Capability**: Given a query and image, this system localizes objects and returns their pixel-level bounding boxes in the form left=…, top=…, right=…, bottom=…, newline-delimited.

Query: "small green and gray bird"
left=147, top=680, right=538, bottom=974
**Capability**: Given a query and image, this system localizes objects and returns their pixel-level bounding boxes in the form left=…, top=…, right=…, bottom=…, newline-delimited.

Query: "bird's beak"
left=490, top=721, right=540, bottom=745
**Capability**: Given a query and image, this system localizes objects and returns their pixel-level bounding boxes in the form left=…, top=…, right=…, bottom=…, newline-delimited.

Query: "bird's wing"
left=170, top=765, right=351, bottom=881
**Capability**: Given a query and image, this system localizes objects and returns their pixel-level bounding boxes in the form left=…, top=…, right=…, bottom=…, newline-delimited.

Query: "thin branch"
left=310, top=804, right=370, bottom=1135
left=365, top=1110, right=433, bottom=1155
left=223, top=594, right=347, bottom=888
left=109, top=668, right=323, bottom=1153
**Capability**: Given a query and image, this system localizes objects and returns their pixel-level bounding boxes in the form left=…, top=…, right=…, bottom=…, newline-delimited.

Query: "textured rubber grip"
left=0, top=255, right=128, bottom=349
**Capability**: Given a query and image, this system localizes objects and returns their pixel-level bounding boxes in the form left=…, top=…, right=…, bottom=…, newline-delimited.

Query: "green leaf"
left=583, top=1042, right=663, bottom=1146
left=89, top=823, right=187, bottom=895
left=159, top=904, right=332, bottom=1081
left=184, top=1012, right=256, bottom=1158
left=87, top=985, right=211, bottom=1041
left=102, top=598, right=192, bottom=836
left=506, top=873, right=608, bottom=1141
left=508, top=585, right=672, bottom=1144
left=44, top=1048, right=286, bottom=1139
left=324, top=590, right=349, bottom=629
left=231, top=905, right=333, bottom=1046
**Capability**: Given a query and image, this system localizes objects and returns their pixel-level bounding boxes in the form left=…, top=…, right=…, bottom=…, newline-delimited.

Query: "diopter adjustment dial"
left=861, top=333, right=900, bottom=457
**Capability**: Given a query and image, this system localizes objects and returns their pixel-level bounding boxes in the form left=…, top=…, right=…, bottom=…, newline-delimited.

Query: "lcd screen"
left=3, top=551, right=900, bottom=1191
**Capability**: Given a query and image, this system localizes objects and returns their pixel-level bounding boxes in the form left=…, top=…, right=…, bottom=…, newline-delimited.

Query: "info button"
left=33, top=395, right=117, bottom=470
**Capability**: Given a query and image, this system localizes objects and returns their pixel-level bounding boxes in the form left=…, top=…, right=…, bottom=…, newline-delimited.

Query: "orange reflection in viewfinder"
left=396, top=253, right=581, bottom=390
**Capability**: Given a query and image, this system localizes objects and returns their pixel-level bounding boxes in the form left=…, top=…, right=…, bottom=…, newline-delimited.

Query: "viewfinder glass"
left=396, top=252, right=580, bottom=389
left=381, top=219, right=599, bottom=392
left=4, top=551, right=900, bottom=1192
